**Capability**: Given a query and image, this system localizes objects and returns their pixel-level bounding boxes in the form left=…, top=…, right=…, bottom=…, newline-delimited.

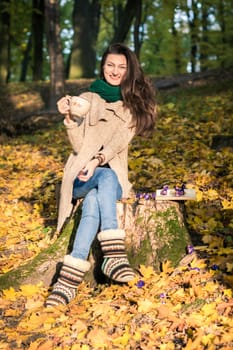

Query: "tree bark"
left=0, top=199, right=191, bottom=290
left=133, top=0, right=142, bottom=58
left=20, top=34, right=32, bottom=82
left=44, top=0, right=64, bottom=110
left=0, top=0, right=10, bottom=83
left=32, top=0, right=45, bottom=81
left=69, top=0, right=101, bottom=79
left=199, top=0, right=209, bottom=72
left=186, top=0, right=199, bottom=73
left=118, top=199, right=191, bottom=269
left=111, top=0, right=140, bottom=44
left=170, top=2, right=182, bottom=74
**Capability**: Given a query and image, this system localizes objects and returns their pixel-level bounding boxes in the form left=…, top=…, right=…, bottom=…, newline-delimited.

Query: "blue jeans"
left=70, top=167, right=122, bottom=260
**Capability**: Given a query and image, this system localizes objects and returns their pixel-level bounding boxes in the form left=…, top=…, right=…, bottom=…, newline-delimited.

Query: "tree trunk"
left=187, top=0, right=199, bottom=73
left=69, top=0, right=101, bottom=79
left=45, top=0, right=64, bottom=110
left=199, top=0, right=209, bottom=72
left=0, top=0, right=10, bottom=83
left=118, top=199, right=191, bottom=269
left=133, top=0, right=142, bottom=58
left=111, top=0, right=140, bottom=44
left=0, top=199, right=191, bottom=290
left=32, top=0, right=45, bottom=81
left=170, top=2, right=181, bottom=74
left=20, top=34, right=32, bottom=82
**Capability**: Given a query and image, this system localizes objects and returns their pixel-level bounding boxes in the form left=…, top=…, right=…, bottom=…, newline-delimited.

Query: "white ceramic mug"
left=70, top=96, right=90, bottom=117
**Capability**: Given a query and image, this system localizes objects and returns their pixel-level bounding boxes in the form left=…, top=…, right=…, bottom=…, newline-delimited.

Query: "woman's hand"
left=77, top=159, right=99, bottom=182
left=57, top=95, right=71, bottom=114
left=57, top=95, right=73, bottom=123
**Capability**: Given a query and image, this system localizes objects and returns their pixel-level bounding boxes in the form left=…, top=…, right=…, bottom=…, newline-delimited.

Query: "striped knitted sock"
left=98, top=229, right=136, bottom=283
left=45, top=255, right=90, bottom=307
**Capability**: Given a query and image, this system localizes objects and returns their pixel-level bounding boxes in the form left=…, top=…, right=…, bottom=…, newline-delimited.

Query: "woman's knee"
left=99, top=168, right=118, bottom=185
left=98, top=169, right=122, bottom=199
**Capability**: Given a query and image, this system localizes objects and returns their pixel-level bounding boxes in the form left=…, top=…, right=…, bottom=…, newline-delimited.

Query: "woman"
left=46, top=43, right=157, bottom=307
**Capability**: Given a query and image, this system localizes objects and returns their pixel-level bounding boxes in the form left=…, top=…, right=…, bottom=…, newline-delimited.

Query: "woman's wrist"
left=94, top=154, right=105, bottom=166
left=92, top=158, right=100, bottom=167
left=64, top=113, right=72, bottom=123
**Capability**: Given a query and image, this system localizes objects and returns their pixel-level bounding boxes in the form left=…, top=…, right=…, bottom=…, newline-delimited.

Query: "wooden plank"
left=156, top=188, right=196, bottom=201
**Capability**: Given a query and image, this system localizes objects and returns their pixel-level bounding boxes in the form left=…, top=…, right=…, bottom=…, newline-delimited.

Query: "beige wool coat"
left=57, top=91, right=136, bottom=232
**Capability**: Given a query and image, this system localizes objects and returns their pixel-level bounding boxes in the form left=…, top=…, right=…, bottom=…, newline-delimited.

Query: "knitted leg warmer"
left=98, top=229, right=136, bottom=283
left=45, top=255, right=90, bottom=307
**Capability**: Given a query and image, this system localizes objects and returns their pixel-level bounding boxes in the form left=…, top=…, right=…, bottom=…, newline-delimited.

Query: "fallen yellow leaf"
left=112, top=331, right=131, bottom=346
left=37, top=340, right=54, bottom=350
left=2, top=287, right=18, bottom=301
left=137, top=299, right=156, bottom=313
left=162, top=260, right=174, bottom=274
left=139, top=265, right=155, bottom=279
left=20, top=283, right=43, bottom=297
left=87, top=328, right=110, bottom=348
left=4, top=308, right=21, bottom=317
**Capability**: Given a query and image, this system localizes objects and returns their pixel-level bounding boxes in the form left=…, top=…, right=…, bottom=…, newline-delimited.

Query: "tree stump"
left=118, top=198, right=191, bottom=269
left=0, top=199, right=191, bottom=290
left=89, top=198, right=191, bottom=284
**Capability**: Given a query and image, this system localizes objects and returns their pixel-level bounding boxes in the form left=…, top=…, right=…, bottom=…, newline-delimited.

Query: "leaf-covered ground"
left=0, top=78, right=233, bottom=349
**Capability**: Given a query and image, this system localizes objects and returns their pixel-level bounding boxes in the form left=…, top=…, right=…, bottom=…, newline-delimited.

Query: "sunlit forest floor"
left=0, top=76, right=232, bottom=349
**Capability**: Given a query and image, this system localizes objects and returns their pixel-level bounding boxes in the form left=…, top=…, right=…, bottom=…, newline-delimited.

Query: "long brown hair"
left=100, top=43, right=157, bottom=136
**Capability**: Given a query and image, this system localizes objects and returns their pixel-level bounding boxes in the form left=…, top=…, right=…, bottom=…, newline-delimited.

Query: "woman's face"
left=103, top=54, right=127, bottom=86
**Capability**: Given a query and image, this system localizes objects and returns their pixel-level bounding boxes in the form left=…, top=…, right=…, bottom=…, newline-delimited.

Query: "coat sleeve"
left=63, top=92, right=93, bottom=152
left=64, top=120, right=85, bottom=153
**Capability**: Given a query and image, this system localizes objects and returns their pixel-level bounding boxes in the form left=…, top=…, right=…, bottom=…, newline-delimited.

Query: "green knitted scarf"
left=89, top=79, right=122, bottom=102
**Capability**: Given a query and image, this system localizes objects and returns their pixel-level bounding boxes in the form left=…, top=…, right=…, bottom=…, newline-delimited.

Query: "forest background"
left=0, top=0, right=233, bottom=349
left=1, top=0, right=233, bottom=109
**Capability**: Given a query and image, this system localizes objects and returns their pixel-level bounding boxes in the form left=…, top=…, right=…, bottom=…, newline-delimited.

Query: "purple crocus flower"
left=160, top=185, right=169, bottom=195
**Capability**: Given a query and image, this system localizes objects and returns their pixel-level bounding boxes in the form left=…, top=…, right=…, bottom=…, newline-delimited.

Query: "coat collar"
left=86, top=92, right=129, bottom=125
left=106, top=101, right=129, bottom=122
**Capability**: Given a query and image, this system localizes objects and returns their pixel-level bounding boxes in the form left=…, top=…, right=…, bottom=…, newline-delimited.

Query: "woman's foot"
left=98, top=229, right=136, bottom=282
left=45, top=255, right=90, bottom=307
